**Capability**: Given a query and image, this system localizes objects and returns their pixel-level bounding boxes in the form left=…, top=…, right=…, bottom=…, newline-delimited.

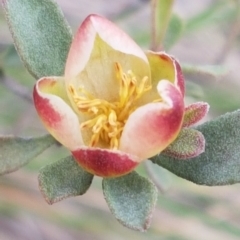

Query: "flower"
left=33, top=14, right=185, bottom=177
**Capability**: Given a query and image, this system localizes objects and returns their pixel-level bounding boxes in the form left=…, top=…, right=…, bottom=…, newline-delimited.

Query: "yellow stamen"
left=69, top=62, right=151, bottom=149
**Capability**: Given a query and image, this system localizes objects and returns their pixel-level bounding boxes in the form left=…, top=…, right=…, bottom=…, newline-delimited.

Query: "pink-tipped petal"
left=72, top=147, right=139, bottom=177
left=119, top=80, right=184, bottom=160
left=65, top=14, right=148, bottom=79
left=183, top=102, right=210, bottom=127
left=146, top=51, right=185, bottom=97
left=64, top=16, right=95, bottom=78
left=90, top=15, right=148, bottom=62
left=65, top=14, right=150, bottom=104
left=33, top=77, right=84, bottom=150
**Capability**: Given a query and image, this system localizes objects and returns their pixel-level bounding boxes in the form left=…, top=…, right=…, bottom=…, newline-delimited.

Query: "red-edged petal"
left=64, top=14, right=150, bottom=107
left=33, top=77, right=84, bottom=151
left=174, top=58, right=185, bottom=96
left=65, top=14, right=148, bottom=79
left=119, top=80, right=184, bottom=160
left=183, top=102, right=210, bottom=127
left=72, top=147, right=139, bottom=177
left=145, top=51, right=185, bottom=99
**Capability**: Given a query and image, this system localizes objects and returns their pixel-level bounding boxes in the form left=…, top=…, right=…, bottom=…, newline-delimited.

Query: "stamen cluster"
left=69, top=63, right=151, bottom=149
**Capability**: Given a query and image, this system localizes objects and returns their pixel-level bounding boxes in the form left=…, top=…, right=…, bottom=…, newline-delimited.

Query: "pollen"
left=69, top=63, right=151, bottom=149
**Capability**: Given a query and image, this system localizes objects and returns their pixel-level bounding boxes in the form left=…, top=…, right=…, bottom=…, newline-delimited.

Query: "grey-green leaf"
left=39, top=155, right=94, bottom=204
left=164, top=14, right=184, bottom=50
left=103, top=171, right=158, bottom=231
left=151, top=110, right=240, bottom=186
left=3, top=0, right=72, bottom=79
left=185, top=1, right=235, bottom=33
left=0, top=134, right=56, bottom=175
left=182, top=64, right=228, bottom=78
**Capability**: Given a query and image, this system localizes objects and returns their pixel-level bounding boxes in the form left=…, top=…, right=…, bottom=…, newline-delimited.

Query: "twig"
left=144, top=161, right=168, bottom=194
left=150, top=0, right=158, bottom=50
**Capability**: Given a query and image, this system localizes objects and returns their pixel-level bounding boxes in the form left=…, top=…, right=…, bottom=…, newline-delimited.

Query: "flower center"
left=69, top=63, right=151, bottom=149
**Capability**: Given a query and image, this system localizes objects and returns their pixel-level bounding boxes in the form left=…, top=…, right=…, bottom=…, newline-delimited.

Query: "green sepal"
left=3, top=0, right=72, bottom=79
left=163, top=128, right=205, bottom=159
left=183, top=102, right=209, bottom=127
left=102, top=171, right=158, bottom=232
left=0, top=134, right=56, bottom=175
left=164, top=14, right=184, bottom=50
left=38, top=155, right=94, bottom=204
left=151, top=110, right=240, bottom=186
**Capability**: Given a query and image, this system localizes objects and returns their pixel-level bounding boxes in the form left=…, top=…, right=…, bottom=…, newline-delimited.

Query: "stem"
left=144, top=161, right=168, bottom=194
left=214, top=1, right=240, bottom=64
left=151, top=0, right=174, bottom=51
left=150, top=0, right=157, bottom=50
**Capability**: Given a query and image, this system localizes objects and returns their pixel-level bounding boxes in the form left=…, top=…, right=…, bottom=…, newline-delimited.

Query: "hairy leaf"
left=151, top=110, right=240, bottom=185
left=39, top=155, right=94, bottom=204
left=0, top=134, right=55, bottom=175
left=3, top=0, right=72, bottom=79
left=103, top=171, right=158, bottom=231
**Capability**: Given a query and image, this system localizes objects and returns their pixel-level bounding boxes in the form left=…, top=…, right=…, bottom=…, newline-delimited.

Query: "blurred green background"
left=1, top=0, right=240, bottom=239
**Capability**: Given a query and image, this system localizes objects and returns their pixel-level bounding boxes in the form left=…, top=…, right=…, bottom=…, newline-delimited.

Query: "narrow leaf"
left=204, top=87, right=240, bottom=114
left=185, top=1, right=234, bottom=33
left=39, top=155, right=93, bottom=204
left=164, top=14, right=184, bottom=50
left=185, top=81, right=205, bottom=99
left=0, top=134, right=56, bottom=175
left=0, top=45, right=34, bottom=85
left=3, top=0, right=72, bottom=78
left=182, top=64, right=228, bottom=78
left=103, top=171, right=158, bottom=231
left=151, top=110, right=240, bottom=186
